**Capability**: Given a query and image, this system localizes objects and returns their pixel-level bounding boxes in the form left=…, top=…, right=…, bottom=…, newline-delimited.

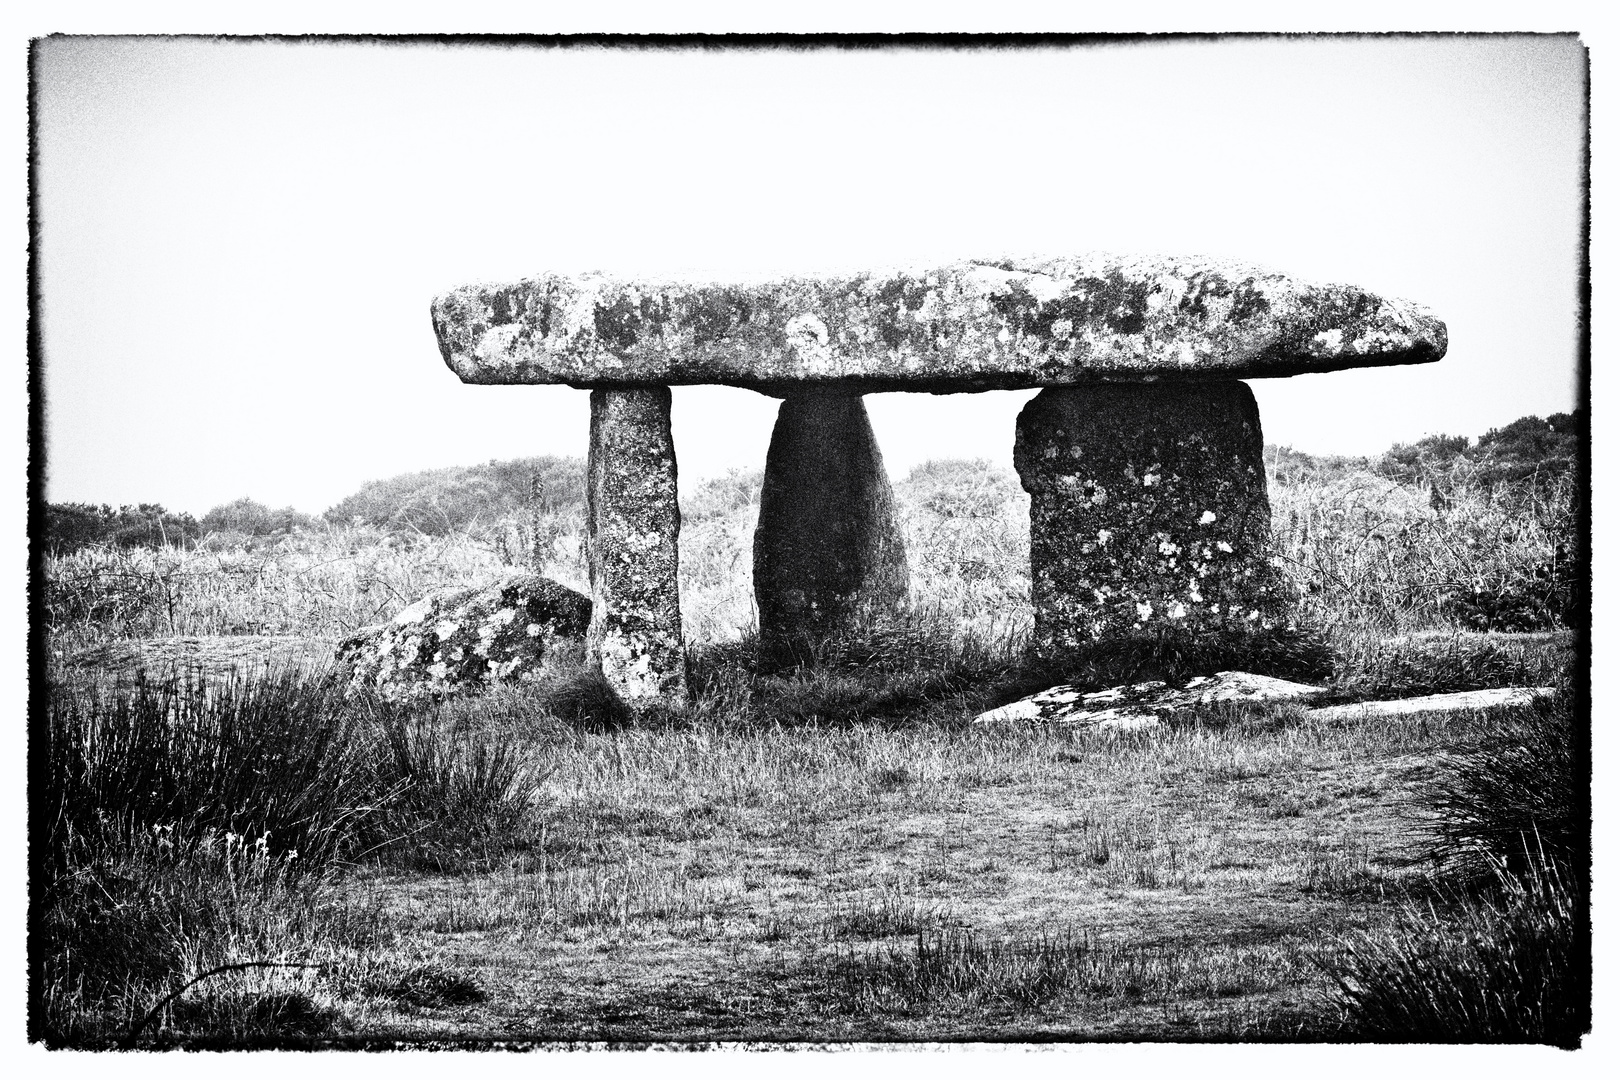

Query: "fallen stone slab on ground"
left=433, top=255, right=1446, bottom=394
left=972, top=670, right=1329, bottom=729
left=337, top=572, right=590, bottom=700
left=1304, top=686, right=1556, bottom=722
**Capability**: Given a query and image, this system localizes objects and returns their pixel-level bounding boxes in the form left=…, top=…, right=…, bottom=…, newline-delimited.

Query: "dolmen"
left=431, top=255, right=1446, bottom=706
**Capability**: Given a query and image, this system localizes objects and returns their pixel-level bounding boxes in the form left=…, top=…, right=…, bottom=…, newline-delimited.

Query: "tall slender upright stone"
left=1014, top=381, right=1286, bottom=658
left=754, top=392, right=909, bottom=663
left=586, top=387, right=687, bottom=703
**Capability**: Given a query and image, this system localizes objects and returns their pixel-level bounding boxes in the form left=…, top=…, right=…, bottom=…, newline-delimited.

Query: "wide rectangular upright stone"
left=431, top=255, right=1446, bottom=395
left=1014, top=382, right=1286, bottom=656
left=586, top=387, right=686, bottom=704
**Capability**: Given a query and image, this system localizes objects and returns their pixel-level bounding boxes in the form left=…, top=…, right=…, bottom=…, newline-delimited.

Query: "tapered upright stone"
left=586, top=387, right=686, bottom=703
left=1014, top=382, right=1287, bottom=657
left=754, top=392, right=909, bottom=662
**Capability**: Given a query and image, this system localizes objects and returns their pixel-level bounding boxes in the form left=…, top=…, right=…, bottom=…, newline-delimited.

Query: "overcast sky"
left=34, top=34, right=1585, bottom=517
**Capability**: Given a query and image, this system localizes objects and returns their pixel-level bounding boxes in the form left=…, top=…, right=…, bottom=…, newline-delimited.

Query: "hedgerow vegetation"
left=33, top=412, right=1585, bottom=1047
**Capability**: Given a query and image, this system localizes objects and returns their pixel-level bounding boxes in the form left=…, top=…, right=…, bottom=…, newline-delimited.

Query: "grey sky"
left=35, top=35, right=1585, bottom=516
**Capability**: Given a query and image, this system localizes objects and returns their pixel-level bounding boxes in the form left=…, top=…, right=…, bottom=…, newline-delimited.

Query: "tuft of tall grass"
left=1419, top=690, right=1582, bottom=881
left=1323, top=852, right=1586, bottom=1046
left=1320, top=683, right=1587, bottom=1047
left=41, top=663, right=379, bottom=870
left=361, top=700, right=550, bottom=872
left=826, top=886, right=951, bottom=940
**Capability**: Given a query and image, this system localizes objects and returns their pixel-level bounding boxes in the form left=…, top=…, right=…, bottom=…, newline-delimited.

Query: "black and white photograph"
left=23, top=19, right=1595, bottom=1054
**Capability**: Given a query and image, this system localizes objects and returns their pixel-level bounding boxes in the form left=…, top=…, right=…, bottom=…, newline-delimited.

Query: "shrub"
left=45, top=502, right=204, bottom=555
left=680, top=467, right=762, bottom=524
left=200, top=497, right=317, bottom=539
left=1372, top=414, right=1577, bottom=492
left=1374, top=433, right=1472, bottom=487
left=322, top=456, right=582, bottom=538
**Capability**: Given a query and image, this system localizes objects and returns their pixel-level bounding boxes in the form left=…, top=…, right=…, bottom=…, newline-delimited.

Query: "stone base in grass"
left=1304, top=687, right=1555, bottom=722
left=973, top=670, right=1329, bottom=729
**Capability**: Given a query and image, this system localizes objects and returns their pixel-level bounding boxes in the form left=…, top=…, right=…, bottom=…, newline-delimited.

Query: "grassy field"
left=32, top=455, right=1586, bottom=1048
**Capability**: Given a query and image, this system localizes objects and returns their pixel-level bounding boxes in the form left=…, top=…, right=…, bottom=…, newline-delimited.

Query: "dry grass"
left=34, top=456, right=1584, bottom=1047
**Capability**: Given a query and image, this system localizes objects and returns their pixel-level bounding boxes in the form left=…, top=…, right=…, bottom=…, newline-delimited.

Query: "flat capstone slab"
left=432, top=255, right=1446, bottom=395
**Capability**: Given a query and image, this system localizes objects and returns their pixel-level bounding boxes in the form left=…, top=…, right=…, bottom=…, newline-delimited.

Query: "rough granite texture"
left=1015, top=382, right=1290, bottom=655
left=336, top=573, right=590, bottom=701
left=586, top=387, right=687, bottom=704
left=431, top=255, right=1446, bottom=395
left=753, top=393, right=910, bottom=662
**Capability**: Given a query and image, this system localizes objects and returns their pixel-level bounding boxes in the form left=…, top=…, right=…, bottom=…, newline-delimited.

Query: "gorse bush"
left=1373, top=413, right=1577, bottom=490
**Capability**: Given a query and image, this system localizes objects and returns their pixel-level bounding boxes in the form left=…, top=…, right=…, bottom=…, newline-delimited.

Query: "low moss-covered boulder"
left=336, top=572, right=590, bottom=700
